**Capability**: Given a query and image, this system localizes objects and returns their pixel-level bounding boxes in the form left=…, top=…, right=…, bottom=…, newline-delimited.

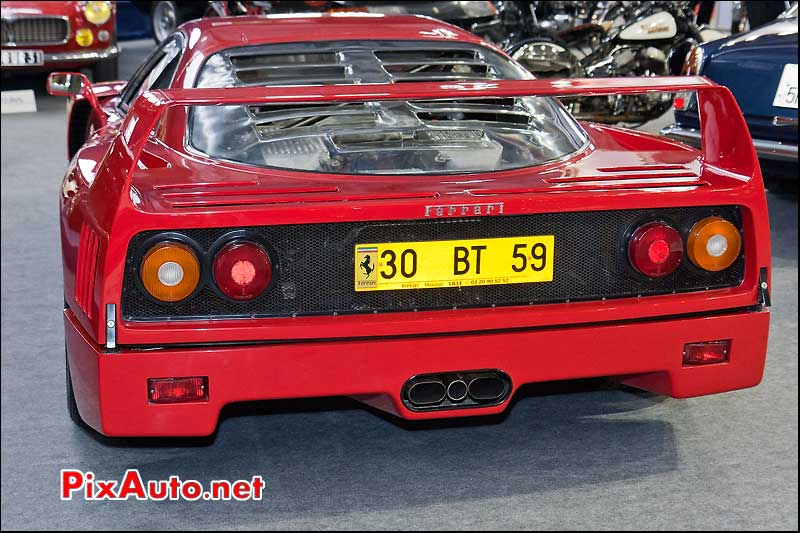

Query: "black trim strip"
left=119, top=305, right=763, bottom=352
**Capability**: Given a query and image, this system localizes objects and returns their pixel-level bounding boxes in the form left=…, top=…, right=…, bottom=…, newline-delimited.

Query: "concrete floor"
left=1, top=40, right=798, bottom=530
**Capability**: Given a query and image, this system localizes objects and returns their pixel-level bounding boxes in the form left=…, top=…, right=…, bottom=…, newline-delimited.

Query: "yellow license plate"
left=355, top=236, right=554, bottom=292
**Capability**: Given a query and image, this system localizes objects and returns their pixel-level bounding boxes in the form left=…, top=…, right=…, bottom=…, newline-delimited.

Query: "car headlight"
left=84, top=1, right=112, bottom=25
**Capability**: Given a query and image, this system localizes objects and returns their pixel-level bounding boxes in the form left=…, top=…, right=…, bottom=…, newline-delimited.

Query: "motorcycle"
left=498, top=1, right=614, bottom=55
left=507, top=1, right=727, bottom=124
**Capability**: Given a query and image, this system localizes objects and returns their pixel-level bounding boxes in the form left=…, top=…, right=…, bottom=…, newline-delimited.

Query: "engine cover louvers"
left=231, top=52, right=355, bottom=86
left=246, top=98, right=533, bottom=145
left=375, top=49, right=495, bottom=82
left=208, top=43, right=505, bottom=88
left=248, top=103, right=378, bottom=140
left=408, top=99, right=531, bottom=129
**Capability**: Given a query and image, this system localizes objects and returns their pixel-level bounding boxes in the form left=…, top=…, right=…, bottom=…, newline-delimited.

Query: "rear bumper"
left=65, top=307, right=770, bottom=437
left=662, top=124, right=798, bottom=164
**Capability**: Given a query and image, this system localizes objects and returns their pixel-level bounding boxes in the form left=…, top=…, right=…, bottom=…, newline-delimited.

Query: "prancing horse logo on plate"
left=356, top=246, right=378, bottom=289
left=424, top=203, right=504, bottom=218
left=360, top=254, right=374, bottom=277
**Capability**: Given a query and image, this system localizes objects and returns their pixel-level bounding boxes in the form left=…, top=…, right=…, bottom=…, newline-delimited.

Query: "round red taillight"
left=213, top=241, right=272, bottom=301
left=628, top=222, right=683, bottom=278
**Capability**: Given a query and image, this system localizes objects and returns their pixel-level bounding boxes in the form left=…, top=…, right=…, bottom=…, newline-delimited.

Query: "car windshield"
left=188, top=41, right=588, bottom=175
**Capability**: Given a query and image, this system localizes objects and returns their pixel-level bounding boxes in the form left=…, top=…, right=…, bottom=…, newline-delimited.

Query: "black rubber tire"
left=765, top=178, right=798, bottom=195
left=66, top=349, right=87, bottom=428
left=91, top=57, right=118, bottom=82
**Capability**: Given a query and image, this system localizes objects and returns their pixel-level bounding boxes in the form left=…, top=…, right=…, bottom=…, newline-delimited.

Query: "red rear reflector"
left=683, top=340, right=731, bottom=366
left=148, top=377, right=208, bottom=404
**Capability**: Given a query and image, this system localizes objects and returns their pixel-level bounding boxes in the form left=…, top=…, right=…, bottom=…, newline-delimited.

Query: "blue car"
left=115, top=1, right=153, bottom=41
left=664, top=4, right=798, bottom=182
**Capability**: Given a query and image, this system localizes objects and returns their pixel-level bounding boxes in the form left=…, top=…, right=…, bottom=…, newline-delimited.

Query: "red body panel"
left=1, top=1, right=116, bottom=71
left=56, top=16, right=771, bottom=436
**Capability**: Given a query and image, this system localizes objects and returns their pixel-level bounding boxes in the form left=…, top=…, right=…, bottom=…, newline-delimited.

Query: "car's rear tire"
left=66, top=349, right=87, bottom=429
left=91, top=57, right=118, bottom=82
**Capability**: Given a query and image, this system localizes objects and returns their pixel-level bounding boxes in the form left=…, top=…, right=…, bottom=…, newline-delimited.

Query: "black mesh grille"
left=121, top=206, right=744, bottom=321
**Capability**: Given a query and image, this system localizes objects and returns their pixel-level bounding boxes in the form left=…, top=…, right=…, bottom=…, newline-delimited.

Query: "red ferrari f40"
left=49, top=14, right=771, bottom=437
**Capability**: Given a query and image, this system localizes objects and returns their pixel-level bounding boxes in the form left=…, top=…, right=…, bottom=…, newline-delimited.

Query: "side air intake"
left=75, top=223, right=100, bottom=318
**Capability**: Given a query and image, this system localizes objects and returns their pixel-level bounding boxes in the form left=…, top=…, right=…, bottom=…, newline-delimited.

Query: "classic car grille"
left=121, top=207, right=744, bottom=322
left=1, top=17, right=68, bottom=45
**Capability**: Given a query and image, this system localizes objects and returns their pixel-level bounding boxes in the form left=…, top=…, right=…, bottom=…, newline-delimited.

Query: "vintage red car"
left=48, top=14, right=771, bottom=437
left=1, top=0, right=117, bottom=80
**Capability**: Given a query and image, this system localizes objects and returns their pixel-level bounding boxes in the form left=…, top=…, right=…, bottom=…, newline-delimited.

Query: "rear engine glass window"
left=188, top=41, right=588, bottom=175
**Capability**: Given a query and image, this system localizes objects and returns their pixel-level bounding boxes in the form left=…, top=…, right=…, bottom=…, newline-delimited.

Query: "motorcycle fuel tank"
left=619, top=11, right=678, bottom=41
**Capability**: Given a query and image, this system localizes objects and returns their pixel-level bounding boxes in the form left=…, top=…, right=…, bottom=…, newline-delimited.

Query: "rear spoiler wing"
left=118, top=76, right=758, bottom=190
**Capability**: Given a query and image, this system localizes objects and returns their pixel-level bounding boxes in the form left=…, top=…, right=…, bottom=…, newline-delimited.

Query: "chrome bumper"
left=661, top=124, right=798, bottom=163
left=44, top=45, right=119, bottom=64
left=1, top=45, right=119, bottom=67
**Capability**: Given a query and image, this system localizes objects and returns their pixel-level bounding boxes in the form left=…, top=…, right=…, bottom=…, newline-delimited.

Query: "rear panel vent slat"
left=236, top=66, right=352, bottom=86
left=230, top=52, right=353, bottom=86
left=231, top=52, right=339, bottom=68
left=248, top=103, right=380, bottom=140
left=409, top=99, right=530, bottom=129
left=75, top=223, right=100, bottom=319
left=415, top=110, right=529, bottom=127
left=375, top=49, right=496, bottom=83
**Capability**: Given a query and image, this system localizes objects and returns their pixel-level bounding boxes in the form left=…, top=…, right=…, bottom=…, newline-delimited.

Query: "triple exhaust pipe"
left=403, top=370, right=511, bottom=411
